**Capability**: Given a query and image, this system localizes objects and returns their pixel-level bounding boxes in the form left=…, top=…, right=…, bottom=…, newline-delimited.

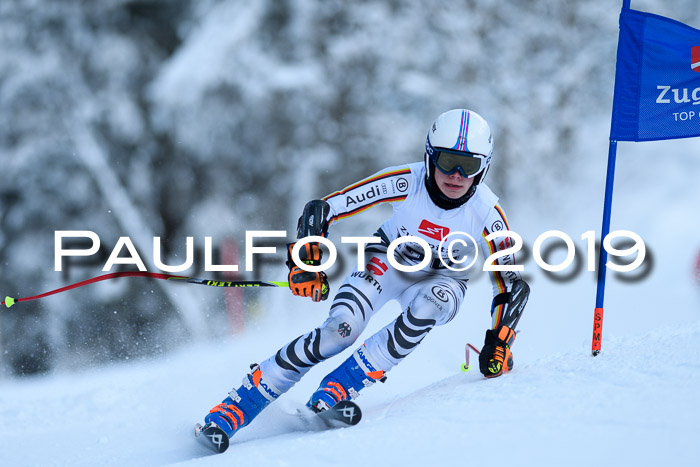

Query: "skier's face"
left=434, top=169, right=475, bottom=199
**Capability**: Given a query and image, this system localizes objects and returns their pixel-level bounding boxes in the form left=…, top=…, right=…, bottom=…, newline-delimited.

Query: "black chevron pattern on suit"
left=386, top=307, right=435, bottom=360
left=275, top=328, right=328, bottom=374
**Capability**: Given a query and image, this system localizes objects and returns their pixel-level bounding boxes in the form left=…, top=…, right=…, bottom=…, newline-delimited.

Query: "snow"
left=2, top=0, right=700, bottom=465
left=4, top=127, right=699, bottom=464
left=1, top=313, right=697, bottom=466
left=2, top=152, right=700, bottom=465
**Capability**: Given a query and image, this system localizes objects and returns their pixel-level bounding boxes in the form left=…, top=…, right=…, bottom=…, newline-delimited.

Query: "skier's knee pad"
left=409, top=280, right=462, bottom=325
left=319, top=314, right=363, bottom=355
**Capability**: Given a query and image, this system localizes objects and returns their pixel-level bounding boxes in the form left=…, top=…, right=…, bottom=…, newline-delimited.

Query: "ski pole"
left=1, top=271, right=289, bottom=309
left=461, top=343, right=481, bottom=372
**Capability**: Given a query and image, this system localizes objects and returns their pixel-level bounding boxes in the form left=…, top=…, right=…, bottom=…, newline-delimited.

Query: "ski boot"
left=198, top=364, right=281, bottom=451
left=307, top=345, right=386, bottom=413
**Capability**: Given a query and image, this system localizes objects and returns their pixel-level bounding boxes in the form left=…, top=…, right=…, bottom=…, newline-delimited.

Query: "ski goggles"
left=433, top=149, right=488, bottom=178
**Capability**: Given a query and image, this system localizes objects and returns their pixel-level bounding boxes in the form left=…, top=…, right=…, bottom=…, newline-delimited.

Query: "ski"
left=194, top=421, right=230, bottom=454
left=297, top=400, right=363, bottom=431
left=316, top=400, right=362, bottom=428
left=194, top=400, right=362, bottom=454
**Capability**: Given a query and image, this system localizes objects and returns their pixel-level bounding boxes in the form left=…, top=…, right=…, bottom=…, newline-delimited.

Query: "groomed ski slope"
left=1, top=304, right=698, bottom=467
left=2, top=132, right=699, bottom=466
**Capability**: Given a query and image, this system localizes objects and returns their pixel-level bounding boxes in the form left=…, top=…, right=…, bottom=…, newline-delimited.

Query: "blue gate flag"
left=610, top=8, right=700, bottom=141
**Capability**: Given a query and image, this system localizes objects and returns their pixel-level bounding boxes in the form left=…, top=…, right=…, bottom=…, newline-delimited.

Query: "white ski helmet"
left=425, top=109, right=494, bottom=185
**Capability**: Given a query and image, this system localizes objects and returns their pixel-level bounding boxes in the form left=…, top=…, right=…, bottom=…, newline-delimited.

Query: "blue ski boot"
left=204, top=364, right=281, bottom=439
left=307, top=345, right=386, bottom=412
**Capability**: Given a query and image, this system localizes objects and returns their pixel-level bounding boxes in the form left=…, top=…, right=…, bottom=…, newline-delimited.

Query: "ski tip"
left=195, top=422, right=230, bottom=453
left=319, top=400, right=362, bottom=427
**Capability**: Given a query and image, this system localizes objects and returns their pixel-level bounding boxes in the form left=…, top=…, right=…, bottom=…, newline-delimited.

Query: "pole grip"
left=592, top=307, right=604, bottom=356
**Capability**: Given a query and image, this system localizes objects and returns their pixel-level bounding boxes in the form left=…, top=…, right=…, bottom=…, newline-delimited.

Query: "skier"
left=200, top=109, right=530, bottom=446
